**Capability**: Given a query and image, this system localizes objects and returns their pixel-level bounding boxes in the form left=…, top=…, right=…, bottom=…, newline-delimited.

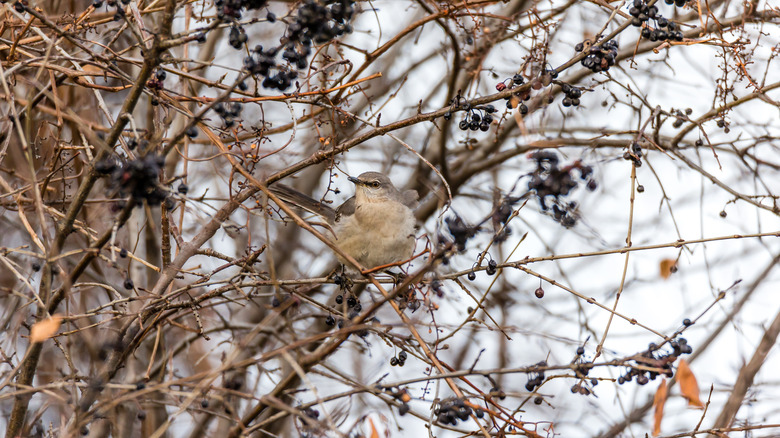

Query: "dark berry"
left=535, top=287, right=544, bottom=299
left=335, top=295, right=343, bottom=304
left=719, top=210, right=727, bottom=218
left=186, top=126, right=198, bottom=138
left=512, top=74, right=524, bottom=85
left=123, top=278, right=134, bottom=290
left=534, top=396, right=543, bottom=405
left=399, top=403, right=410, bottom=415
left=390, top=357, right=398, bottom=366
left=398, top=351, right=407, bottom=361
left=637, top=184, right=645, bottom=193
left=519, top=103, right=529, bottom=115
left=576, top=346, right=585, bottom=355
left=325, top=315, right=335, bottom=326
left=683, top=318, right=693, bottom=326
left=32, top=261, right=41, bottom=272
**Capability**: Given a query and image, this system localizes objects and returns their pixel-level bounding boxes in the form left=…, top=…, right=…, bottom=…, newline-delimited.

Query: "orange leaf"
left=368, top=418, right=380, bottom=438
left=29, top=315, right=62, bottom=343
left=659, top=259, right=677, bottom=279
left=652, top=379, right=668, bottom=437
left=677, top=359, right=704, bottom=408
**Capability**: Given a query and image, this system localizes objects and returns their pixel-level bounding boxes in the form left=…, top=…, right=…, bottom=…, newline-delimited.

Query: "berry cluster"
left=496, top=73, right=534, bottom=113
left=525, top=361, right=547, bottom=392
left=215, top=0, right=267, bottom=21
left=671, top=107, right=692, bottom=128
left=623, top=141, right=643, bottom=167
left=214, top=102, right=243, bottom=128
left=560, top=83, right=583, bottom=107
left=435, top=398, right=473, bottom=426
left=389, top=350, right=408, bottom=367
left=527, top=151, right=596, bottom=227
left=97, top=154, right=169, bottom=207
left=629, top=0, right=684, bottom=41
left=451, top=105, right=496, bottom=132
left=90, top=0, right=131, bottom=21
left=238, top=0, right=355, bottom=90
left=146, top=69, right=166, bottom=93
left=228, top=25, right=248, bottom=49
left=664, top=0, right=688, bottom=8
left=486, top=259, right=497, bottom=276
left=570, top=378, right=599, bottom=396
left=397, top=289, right=421, bottom=312
left=576, top=39, right=619, bottom=73
left=617, top=339, right=693, bottom=385
left=445, top=215, right=478, bottom=252
left=335, top=293, right=362, bottom=319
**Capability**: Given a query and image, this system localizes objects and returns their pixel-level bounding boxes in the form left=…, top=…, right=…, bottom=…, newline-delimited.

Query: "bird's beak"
left=348, top=176, right=362, bottom=185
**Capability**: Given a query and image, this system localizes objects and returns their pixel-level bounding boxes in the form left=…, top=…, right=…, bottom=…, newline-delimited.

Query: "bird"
left=270, top=171, right=418, bottom=270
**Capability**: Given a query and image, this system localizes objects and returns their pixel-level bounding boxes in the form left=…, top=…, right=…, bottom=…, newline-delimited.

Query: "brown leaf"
left=652, top=379, right=668, bottom=437
left=659, top=258, right=677, bottom=279
left=677, top=359, right=704, bottom=408
left=29, top=315, right=62, bottom=343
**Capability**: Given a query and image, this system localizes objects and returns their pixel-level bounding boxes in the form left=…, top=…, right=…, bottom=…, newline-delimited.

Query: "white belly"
left=333, top=201, right=415, bottom=268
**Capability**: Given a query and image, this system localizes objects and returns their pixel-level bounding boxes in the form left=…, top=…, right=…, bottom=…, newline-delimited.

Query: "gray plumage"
left=270, top=172, right=418, bottom=269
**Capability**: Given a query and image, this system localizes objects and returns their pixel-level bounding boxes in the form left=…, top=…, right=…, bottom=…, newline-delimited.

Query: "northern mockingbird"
left=270, top=172, right=418, bottom=270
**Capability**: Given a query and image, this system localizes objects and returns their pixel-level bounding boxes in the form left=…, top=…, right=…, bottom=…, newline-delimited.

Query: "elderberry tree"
left=0, top=0, right=778, bottom=437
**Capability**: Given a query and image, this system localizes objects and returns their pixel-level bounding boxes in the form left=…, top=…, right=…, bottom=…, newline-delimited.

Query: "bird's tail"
left=268, top=184, right=337, bottom=224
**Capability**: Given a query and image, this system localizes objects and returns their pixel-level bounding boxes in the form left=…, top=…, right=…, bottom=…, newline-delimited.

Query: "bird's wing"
left=334, top=196, right=356, bottom=222
left=402, top=189, right=419, bottom=209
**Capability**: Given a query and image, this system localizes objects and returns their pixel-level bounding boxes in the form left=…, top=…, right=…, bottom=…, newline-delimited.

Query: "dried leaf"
left=80, top=64, right=103, bottom=76
left=677, top=359, right=704, bottom=408
left=652, top=379, right=668, bottom=437
left=368, top=417, right=380, bottom=438
left=659, top=258, right=677, bottom=279
left=29, top=315, right=62, bottom=343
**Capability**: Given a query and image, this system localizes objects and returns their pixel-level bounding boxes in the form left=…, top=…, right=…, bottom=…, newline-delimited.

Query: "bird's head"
left=348, top=172, right=400, bottom=203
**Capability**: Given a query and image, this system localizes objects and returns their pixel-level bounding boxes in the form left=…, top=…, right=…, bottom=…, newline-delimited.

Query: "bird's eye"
left=371, top=181, right=380, bottom=188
